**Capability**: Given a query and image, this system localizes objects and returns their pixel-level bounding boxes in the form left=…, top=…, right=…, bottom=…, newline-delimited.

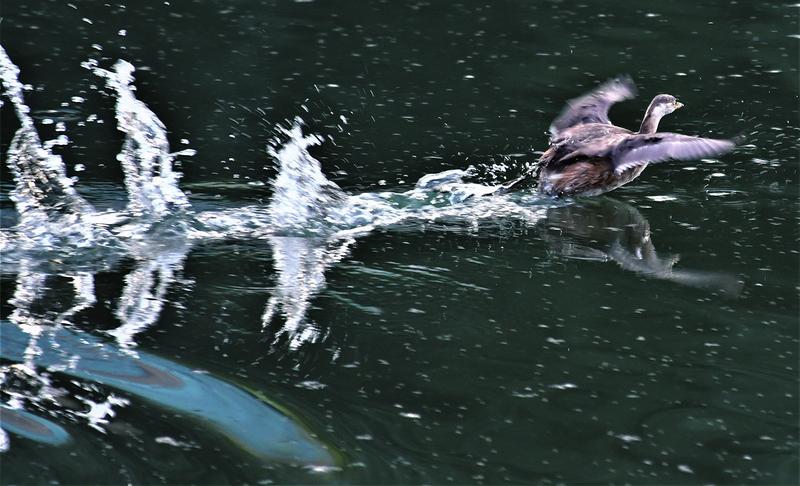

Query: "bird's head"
left=649, top=94, right=684, bottom=117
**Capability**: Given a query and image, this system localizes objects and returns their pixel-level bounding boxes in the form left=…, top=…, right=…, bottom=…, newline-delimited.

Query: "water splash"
left=1, top=49, right=195, bottom=351
left=0, top=50, right=748, bottom=461
left=262, top=120, right=541, bottom=235
left=267, top=120, right=348, bottom=234
left=90, top=59, right=192, bottom=220
left=251, top=122, right=551, bottom=347
left=0, top=45, right=113, bottom=252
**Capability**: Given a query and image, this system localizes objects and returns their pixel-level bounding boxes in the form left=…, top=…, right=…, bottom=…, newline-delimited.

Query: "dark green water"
left=1, top=0, right=798, bottom=484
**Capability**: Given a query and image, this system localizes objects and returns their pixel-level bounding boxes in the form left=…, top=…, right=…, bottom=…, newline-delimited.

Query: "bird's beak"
left=674, top=101, right=684, bottom=110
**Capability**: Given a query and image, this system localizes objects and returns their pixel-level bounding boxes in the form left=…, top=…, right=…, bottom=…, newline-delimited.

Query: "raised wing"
left=549, top=76, right=637, bottom=139
left=612, top=133, right=736, bottom=174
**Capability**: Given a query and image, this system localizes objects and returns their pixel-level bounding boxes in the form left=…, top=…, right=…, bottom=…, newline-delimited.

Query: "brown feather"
left=498, top=77, right=737, bottom=197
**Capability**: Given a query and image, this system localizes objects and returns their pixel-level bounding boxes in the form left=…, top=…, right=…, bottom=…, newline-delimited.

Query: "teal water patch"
left=0, top=321, right=337, bottom=467
left=0, top=406, right=71, bottom=447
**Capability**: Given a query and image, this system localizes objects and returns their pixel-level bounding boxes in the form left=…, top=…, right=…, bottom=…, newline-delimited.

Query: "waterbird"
left=497, top=76, right=736, bottom=197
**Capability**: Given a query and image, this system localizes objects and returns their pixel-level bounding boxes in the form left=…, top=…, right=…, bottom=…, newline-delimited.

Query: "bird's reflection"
left=539, top=197, right=743, bottom=295
left=257, top=198, right=742, bottom=353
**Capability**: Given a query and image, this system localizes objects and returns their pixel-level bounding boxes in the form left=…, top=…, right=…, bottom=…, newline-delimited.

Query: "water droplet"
left=646, top=195, right=677, bottom=202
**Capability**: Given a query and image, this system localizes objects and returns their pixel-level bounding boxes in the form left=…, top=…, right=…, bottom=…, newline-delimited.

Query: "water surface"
left=1, top=0, right=798, bottom=484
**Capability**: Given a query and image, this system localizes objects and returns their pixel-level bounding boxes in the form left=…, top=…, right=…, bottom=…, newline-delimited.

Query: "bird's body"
left=537, top=124, right=641, bottom=197
left=499, top=76, right=736, bottom=197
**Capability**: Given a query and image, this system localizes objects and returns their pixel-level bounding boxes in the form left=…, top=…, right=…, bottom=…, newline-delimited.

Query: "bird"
left=497, top=76, right=736, bottom=197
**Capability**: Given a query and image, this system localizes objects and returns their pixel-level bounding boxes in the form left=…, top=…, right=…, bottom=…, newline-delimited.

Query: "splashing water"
left=267, top=121, right=348, bottom=233
left=89, top=59, right=192, bottom=220
left=0, top=46, right=550, bottom=351
left=0, top=45, right=111, bottom=252
left=0, top=47, right=740, bottom=361
left=0, top=49, right=747, bottom=462
left=0, top=47, right=194, bottom=264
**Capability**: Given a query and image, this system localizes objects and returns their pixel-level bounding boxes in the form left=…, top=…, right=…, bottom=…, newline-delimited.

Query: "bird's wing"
left=549, top=76, right=637, bottom=139
left=612, top=133, right=736, bottom=174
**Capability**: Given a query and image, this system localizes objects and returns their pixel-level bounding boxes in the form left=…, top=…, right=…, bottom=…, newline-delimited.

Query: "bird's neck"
left=638, top=106, right=662, bottom=134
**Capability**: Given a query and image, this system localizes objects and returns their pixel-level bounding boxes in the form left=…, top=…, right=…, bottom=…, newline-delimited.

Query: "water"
left=1, top=1, right=798, bottom=483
